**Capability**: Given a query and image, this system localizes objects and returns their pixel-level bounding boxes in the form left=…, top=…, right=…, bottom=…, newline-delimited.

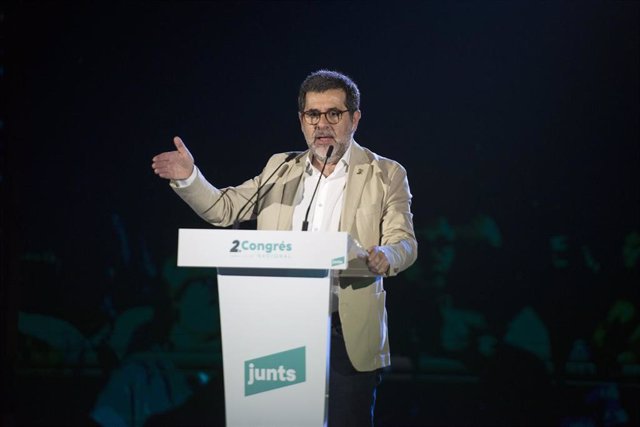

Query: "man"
left=152, top=70, right=417, bottom=426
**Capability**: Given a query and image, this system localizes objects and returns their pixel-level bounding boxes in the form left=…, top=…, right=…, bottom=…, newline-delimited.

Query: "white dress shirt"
left=290, top=144, right=351, bottom=233
left=291, top=144, right=352, bottom=312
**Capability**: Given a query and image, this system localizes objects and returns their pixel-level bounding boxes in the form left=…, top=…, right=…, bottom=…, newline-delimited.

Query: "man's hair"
left=298, top=69, right=360, bottom=113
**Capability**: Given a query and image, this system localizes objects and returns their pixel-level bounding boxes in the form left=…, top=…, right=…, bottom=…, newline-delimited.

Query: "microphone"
left=202, top=187, right=232, bottom=215
left=301, top=145, right=334, bottom=231
left=232, top=151, right=301, bottom=229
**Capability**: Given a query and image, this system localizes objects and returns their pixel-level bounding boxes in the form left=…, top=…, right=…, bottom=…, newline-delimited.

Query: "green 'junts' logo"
left=331, top=256, right=345, bottom=266
left=244, top=347, right=306, bottom=396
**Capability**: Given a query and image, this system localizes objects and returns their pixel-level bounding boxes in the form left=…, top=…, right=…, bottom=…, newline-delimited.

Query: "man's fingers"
left=173, top=136, right=194, bottom=163
left=366, top=246, right=389, bottom=275
left=152, top=152, right=171, bottom=163
left=173, top=136, right=188, bottom=155
left=151, top=154, right=172, bottom=173
left=157, top=170, right=172, bottom=179
left=152, top=152, right=175, bottom=173
left=153, top=163, right=175, bottom=179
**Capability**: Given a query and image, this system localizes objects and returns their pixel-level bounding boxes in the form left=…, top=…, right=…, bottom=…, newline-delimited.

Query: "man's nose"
left=317, top=113, right=332, bottom=126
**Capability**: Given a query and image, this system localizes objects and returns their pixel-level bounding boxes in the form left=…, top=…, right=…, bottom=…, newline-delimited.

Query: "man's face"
left=299, top=88, right=361, bottom=164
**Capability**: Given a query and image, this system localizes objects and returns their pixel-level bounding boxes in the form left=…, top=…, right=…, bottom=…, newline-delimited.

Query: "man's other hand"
left=151, top=136, right=195, bottom=180
left=366, top=246, right=390, bottom=276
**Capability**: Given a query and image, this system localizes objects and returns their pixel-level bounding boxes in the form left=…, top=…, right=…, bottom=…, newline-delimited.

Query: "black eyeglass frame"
left=300, top=108, right=352, bottom=125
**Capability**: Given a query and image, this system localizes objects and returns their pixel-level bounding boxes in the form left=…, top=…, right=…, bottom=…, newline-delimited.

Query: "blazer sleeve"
left=171, top=154, right=285, bottom=228
left=378, top=162, right=418, bottom=276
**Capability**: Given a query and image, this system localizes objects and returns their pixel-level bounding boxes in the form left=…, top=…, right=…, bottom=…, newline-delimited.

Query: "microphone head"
left=277, top=163, right=290, bottom=177
left=326, top=145, right=334, bottom=159
left=285, top=151, right=301, bottom=162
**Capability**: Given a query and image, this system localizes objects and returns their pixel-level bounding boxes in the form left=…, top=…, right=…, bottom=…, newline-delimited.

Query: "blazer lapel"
left=275, top=156, right=306, bottom=230
left=341, top=142, right=372, bottom=234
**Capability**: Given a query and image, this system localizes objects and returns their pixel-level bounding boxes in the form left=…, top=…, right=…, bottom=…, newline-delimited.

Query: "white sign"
left=177, top=229, right=349, bottom=270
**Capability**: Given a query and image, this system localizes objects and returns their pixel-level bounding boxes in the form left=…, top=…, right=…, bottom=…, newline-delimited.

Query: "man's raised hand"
left=152, top=136, right=195, bottom=180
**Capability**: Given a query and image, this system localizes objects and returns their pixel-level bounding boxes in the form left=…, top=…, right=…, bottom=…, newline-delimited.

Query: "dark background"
left=2, top=1, right=638, bottom=426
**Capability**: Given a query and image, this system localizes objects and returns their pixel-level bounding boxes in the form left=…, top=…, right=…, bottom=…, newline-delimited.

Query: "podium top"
left=178, top=229, right=358, bottom=270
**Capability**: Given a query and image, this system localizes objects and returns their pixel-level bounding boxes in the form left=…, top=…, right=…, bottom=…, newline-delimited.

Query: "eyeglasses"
left=301, top=108, right=351, bottom=125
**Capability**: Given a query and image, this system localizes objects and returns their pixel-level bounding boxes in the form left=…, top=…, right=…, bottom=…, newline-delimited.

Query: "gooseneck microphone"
left=202, top=187, right=232, bottom=215
left=301, top=145, right=334, bottom=231
left=232, top=151, right=301, bottom=229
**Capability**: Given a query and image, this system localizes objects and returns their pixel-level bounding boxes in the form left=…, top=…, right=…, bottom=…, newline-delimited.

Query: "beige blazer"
left=173, top=141, right=417, bottom=371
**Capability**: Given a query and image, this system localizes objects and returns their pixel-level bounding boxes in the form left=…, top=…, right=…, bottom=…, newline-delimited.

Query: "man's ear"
left=351, top=110, right=362, bottom=132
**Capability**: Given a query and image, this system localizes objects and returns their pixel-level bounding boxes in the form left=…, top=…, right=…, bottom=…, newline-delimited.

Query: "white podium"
left=177, top=229, right=369, bottom=427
